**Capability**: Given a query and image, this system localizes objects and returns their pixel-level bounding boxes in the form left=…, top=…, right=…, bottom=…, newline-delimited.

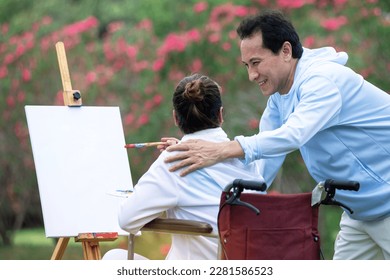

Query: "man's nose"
left=248, top=68, right=258, bottom=82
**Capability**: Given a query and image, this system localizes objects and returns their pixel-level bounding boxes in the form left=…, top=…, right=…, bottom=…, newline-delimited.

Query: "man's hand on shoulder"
left=164, top=140, right=244, bottom=176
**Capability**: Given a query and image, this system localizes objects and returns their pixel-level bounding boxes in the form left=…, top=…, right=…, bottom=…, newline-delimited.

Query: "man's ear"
left=172, top=109, right=178, bottom=126
left=282, top=41, right=293, bottom=61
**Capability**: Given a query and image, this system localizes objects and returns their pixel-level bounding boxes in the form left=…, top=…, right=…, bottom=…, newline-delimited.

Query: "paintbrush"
left=124, top=142, right=165, bottom=148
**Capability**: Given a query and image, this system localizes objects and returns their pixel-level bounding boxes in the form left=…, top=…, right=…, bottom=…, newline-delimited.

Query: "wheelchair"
left=128, top=178, right=359, bottom=260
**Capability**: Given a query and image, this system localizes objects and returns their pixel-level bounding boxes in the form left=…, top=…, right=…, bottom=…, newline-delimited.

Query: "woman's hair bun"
left=183, top=79, right=204, bottom=102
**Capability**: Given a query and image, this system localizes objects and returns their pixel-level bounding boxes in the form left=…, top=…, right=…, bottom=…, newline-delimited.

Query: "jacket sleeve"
left=118, top=155, right=179, bottom=234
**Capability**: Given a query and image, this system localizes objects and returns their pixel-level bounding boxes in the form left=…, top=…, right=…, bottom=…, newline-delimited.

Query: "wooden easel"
left=50, top=42, right=118, bottom=260
left=50, top=42, right=217, bottom=261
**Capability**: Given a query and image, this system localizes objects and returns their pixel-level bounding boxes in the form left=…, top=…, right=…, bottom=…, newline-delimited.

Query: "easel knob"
left=63, top=90, right=82, bottom=107
left=73, top=91, right=82, bottom=100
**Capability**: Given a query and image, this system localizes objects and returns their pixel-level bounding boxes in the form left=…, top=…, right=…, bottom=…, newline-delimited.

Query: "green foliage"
left=0, top=0, right=389, bottom=258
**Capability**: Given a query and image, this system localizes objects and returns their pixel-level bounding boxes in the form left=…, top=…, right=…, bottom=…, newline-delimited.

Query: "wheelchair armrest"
left=141, top=218, right=213, bottom=235
left=127, top=218, right=219, bottom=260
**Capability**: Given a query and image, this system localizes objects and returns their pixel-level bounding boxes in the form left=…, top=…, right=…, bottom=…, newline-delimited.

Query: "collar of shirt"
left=180, top=127, right=229, bottom=143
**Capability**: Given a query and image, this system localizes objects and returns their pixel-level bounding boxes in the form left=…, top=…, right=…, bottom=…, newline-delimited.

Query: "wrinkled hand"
left=164, top=139, right=224, bottom=176
left=157, top=137, right=180, bottom=152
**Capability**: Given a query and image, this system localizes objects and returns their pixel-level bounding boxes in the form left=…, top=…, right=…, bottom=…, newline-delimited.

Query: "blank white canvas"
left=25, top=105, right=133, bottom=237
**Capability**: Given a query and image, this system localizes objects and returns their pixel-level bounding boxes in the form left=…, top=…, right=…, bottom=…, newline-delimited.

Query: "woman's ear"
left=219, top=107, right=224, bottom=125
left=172, top=110, right=178, bottom=126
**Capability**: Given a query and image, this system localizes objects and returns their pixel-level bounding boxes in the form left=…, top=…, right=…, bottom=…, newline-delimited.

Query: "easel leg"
left=51, top=237, right=70, bottom=260
left=81, top=241, right=102, bottom=260
left=75, top=233, right=118, bottom=260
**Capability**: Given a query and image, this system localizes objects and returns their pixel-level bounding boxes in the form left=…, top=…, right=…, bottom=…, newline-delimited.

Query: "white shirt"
left=118, top=127, right=264, bottom=259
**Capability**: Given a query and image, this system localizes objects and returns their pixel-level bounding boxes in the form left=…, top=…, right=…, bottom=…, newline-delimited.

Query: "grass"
left=0, top=207, right=341, bottom=260
left=0, top=228, right=171, bottom=260
left=318, top=206, right=342, bottom=259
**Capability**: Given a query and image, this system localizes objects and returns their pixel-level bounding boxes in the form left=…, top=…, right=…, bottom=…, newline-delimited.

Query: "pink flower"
left=153, top=94, right=163, bottom=106
left=222, top=42, right=231, bottom=51
left=152, top=58, right=165, bottom=72
left=137, top=113, right=149, bottom=126
left=194, top=2, right=208, bottom=13
left=86, top=71, right=97, bottom=84
left=372, top=7, right=381, bottom=17
left=137, top=19, right=153, bottom=31
left=22, top=68, right=31, bottom=82
left=126, top=45, right=138, bottom=59
left=144, top=100, right=154, bottom=110
left=103, top=41, right=115, bottom=61
left=321, top=16, right=348, bottom=31
left=15, top=44, right=25, bottom=56
left=6, top=95, right=15, bottom=107
left=113, top=60, right=125, bottom=71
left=303, top=36, right=315, bottom=48
left=17, top=91, right=25, bottom=102
left=158, top=33, right=187, bottom=56
left=168, top=69, right=185, bottom=82
left=228, top=30, right=237, bottom=40
left=62, top=16, right=99, bottom=36
left=117, top=37, right=127, bottom=52
left=125, top=113, right=135, bottom=126
left=107, top=21, right=125, bottom=33
left=234, top=6, right=249, bottom=17
left=277, top=0, right=306, bottom=9
left=190, top=58, right=203, bottom=73
left=133, top=61, right=149, bottom=73
left=40, top=37, right=51, bottom=52
left=186, top=28, right=201, bottom=42
left=0, top=66, right=7, bottom=79
left=208, top=33, right=220, bottom=44
left=4, top=53, right=14, bottom=65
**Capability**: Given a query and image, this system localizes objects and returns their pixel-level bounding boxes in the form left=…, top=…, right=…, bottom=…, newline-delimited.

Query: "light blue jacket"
left=236, top=47, right=390, bottom=221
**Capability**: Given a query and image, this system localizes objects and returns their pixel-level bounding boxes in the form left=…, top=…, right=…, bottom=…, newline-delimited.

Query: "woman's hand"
left=157, top=137, right=180, bottom=152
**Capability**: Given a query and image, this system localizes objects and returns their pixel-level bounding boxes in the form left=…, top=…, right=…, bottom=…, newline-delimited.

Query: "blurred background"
left=1, top=0, right=389, bottom=260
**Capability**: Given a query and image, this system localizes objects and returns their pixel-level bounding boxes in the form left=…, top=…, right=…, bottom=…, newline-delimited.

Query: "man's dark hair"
left=237, top=10, right=303, bottom=59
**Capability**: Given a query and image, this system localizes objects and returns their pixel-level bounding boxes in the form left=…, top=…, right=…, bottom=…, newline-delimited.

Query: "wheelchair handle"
left=222, top=179, right=266, bottom=215
left=320, top=179, right=360, bottom=214
left=224, top=179, right=267, bottom=193
left=324, top=179, right=360, bottom=191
